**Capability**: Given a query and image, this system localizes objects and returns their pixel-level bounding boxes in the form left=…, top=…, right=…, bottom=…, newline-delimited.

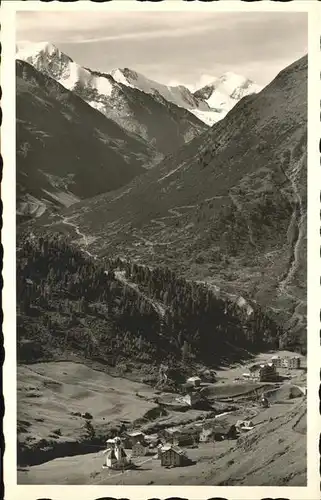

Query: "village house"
left=124, top=431, right=146, bottom=448
left=174, top=432, right=198, bottom=447
left=271, top=355, right=282, bottom=368
left=144, top=433, right=161, bottom=448
left=131, top=441, right=146, bottom=458
left=186, top=376, right=201, bottom=388
left=199, top=427, right=214, bottom=443
left=236, top=420, right=254, bottom=432
left=259, top=363, right=278, bottom=382
left=160, top=445, right=189, bottom=467
left=212, top=422, right=238, bottom=441
left=271, top=355, right=301, bottom=370
left=164, top=427, right=199, bottom=447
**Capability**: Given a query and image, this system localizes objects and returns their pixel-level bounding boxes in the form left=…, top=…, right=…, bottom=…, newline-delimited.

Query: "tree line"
left=17, top=232, right=295, bottom=371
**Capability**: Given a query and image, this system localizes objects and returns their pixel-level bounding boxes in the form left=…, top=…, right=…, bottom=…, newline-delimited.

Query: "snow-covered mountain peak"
left=111, top=67, right=206, bottom=114
left=17, top=41, right=69, bottom=65
left=17, top=42, right=261, bottom=128
left=16, top=42, right=115, bottom=98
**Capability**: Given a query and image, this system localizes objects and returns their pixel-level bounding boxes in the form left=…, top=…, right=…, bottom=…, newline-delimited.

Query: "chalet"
left=186, top=376, right=201, bottom=388
left=124, top=431, right=145, bottom=448
left=174, top=432, right=198, bottom=447
left=164, top=427, right=199, bottom=447
left=144, top=434, right=160, bottom=447
left=160, top=445, right=188, bottom=467
left=259, top=363, right=278, bottom=382
left=131, top=441, right=146, bottom=457
left=164, top=427, right=180, bottom=441
left=199, top=427, right=214, bottom=443
left=236, top=420, right=254, bottom=432
left=271, top=355, right=282, bottom=368
left=212, top=423, right=238, bottom=441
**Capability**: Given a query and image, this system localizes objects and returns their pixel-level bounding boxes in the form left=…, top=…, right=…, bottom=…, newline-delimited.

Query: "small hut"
left=212, top=422, right=238, bottom=441
left=160, top=445, right=188, bottom=467
left=259, top=363, right=278, bottom=382
left=236, top=420, right=254, bottom=432
left=199, top=427, right=214, bottom=443
left=186, top=376, right=201, bottom=388
left=124, top=431, right=145, bottom=448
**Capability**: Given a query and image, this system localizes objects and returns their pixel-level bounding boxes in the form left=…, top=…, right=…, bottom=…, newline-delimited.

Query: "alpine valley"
left=16, top=42, right=307, bottom=487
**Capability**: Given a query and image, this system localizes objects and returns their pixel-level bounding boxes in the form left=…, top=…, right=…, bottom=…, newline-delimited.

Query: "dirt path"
left=59, top=216, right=97, bottom=259
left=114, top=270, right=166, bottom=318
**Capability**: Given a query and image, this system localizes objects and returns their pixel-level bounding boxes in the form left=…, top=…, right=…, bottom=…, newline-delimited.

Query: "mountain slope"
left=16, top=59, right=155, bottom=220
left=43, top=55, right=307, bottom=349
left=17, top=43, right=207, bottom=156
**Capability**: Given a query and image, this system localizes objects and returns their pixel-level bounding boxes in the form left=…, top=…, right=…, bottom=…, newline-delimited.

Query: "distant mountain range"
left=16, top=42, right=207, bottom=153
left=16, top=59, right=155, bottom=220
left=17, top=42, right=261, bottom=128
left=44, top=55, right=307, bottom=348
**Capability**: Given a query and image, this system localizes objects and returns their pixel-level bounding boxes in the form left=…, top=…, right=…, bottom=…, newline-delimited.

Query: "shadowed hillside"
left=16, top=60, right=157, bottom=220
left=41, top=55, right=307, bottom=351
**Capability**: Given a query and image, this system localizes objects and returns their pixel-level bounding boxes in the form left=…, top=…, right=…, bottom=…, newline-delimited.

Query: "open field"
left=18, top=350, right=306, bottom=485
left=18, top=361, right=157, bottom=464
left=18, top=399, right=306, bottom=485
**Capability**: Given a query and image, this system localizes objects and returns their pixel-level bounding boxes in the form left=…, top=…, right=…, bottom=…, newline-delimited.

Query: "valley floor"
left=17, top=351, right=307, bottom=486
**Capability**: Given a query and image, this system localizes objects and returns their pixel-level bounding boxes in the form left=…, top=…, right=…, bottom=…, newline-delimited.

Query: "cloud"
left=16, top=11, right=307, bottom=87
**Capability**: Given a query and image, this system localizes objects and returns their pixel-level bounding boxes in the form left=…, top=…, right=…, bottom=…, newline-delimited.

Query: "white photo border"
left=2, top=1, right=320, bottom=499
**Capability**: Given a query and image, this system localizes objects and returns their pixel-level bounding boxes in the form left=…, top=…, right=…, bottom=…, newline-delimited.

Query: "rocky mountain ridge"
left=41, top=55, right=307, bottom=350
left=17, top=41, right=261, bottom=128
left=16, top=42, right=208, bottom=155
left=16, top=60, right=156, bottom=220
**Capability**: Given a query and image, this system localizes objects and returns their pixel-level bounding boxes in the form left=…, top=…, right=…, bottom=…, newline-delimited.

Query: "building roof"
left=187, top=376, right=201, bottom=382
left=127, top=431, right=144, bottom=437
left=236, top=419, right=254, bottom=427
left=165, top=427, right=180, bottom=434
left=201, top=427, right=213, bottom=435
left=161, top=444, right=185, bottom=456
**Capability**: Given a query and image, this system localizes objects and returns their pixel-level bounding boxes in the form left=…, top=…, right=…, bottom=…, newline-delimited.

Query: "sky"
left=16, top=11, right=308, bottom=89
